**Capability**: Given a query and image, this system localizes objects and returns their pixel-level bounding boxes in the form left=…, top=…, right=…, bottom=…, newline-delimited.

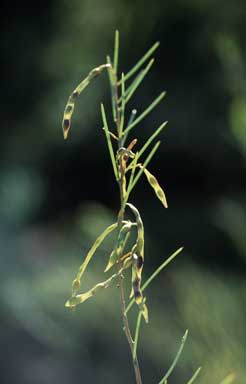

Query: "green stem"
left=101, top=103, right=118, bottom=180
left=186, top=367, right=202, bottom=384
left=112, top=59, right=143, bottom=384
left=133, top=312, right=142, bottom=361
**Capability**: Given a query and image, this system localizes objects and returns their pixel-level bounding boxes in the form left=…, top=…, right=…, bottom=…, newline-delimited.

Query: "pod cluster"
left=127, top=203, right=148, bottom=323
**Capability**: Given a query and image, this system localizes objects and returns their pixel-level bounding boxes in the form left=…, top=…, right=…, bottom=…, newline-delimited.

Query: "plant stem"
left=113, top=65, right=143, bottom=384
left=118, top=264, right=143, bottom=384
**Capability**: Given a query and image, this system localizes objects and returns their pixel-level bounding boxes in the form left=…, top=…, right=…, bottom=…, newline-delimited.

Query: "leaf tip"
left=184, top=329, right=189, bottom=338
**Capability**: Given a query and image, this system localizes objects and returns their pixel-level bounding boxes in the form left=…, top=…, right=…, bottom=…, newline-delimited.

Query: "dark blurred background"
left=0, top=0, right=245, bottom=383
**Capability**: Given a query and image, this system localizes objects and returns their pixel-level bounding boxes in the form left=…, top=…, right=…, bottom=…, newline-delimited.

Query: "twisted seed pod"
left=127, top=203, right=144, bottom=275
left=127, top=203, right=148, bottom=322
left=62, top=64, right=111, bottom=139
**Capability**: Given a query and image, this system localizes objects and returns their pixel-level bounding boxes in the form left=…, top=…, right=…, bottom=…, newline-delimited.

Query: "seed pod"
left=104, top=221, right=133, bottom=272
left=70, top=222, right=118, bottom=297
left=62, top=64, right=111, bottom=139
left=143, top=168, right=168, bottom=208
left=127, top=203, right=148, bottom=322
left=131, top=253, right=149, bottom=323
left=65, top=258, right=131, bottom=309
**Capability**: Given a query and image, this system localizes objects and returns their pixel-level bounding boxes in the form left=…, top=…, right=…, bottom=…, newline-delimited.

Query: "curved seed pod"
left=62, top=63, right=111, bottom=139
left=104, top=221, right=134, bottom=272
left=71, top=222, right=118, bottom=296
left=126, top=203, right=148, bottom=322
left=143, top=168, right=168, bottom=208
left=131, top=253, right=149, bottom=323
left=65, top=259, right=132, bottom=309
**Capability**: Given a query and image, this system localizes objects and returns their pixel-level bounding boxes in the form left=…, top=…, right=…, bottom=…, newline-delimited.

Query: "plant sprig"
left=62, top=30, right=198, bottom=384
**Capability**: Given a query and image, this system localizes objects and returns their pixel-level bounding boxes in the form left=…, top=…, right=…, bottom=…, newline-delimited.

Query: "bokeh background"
left=1, top=0, right=245, bottom=383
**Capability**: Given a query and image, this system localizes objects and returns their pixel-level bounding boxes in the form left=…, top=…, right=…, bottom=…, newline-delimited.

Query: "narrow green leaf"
left=125, top=59, right=154, bottom=104
left=101, top=103, right=118, bottom=179
left=143, top=168, right=168, bottom=208
left=123, top=92, right=166, bottom=137
left=113, top=30, right=119, bottom=75
left=122, top=41, right=159, bottom=82
left=138, top=121, right=168, bottom=159
left=62, top=63, right=110, bottom=139
left=127, top=109, right=138, bottom=126
left=133, top=312, right=142, bottom=360
left=126, top=121, right=167, bottom=175
left=158, top=330, right=188, bottom=384
left=106, top=55, right=117, bottom=122
left=127, top=141, right=161, bottom=197
left=119, top=72, right=125, bottom=136
left=186, top=367, right=202, bottom=384
left=219, top=373, right=236, bottom=384
left=126, top=247, right=183, bottom=313
left=121, top=109, right=137, bottom=146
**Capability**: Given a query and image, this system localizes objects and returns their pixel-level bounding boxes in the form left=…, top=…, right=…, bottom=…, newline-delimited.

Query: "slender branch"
left=186, top=367, right=202, bottom=384
left=119, top=41, right=159, bottom=83
left=133, top=312, right=143, bottom=360
left=111, top=38, right=143, bottom=383
left=158, top=330, right=188, bottom=384
left=123, top=91, right=166, bottom=137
